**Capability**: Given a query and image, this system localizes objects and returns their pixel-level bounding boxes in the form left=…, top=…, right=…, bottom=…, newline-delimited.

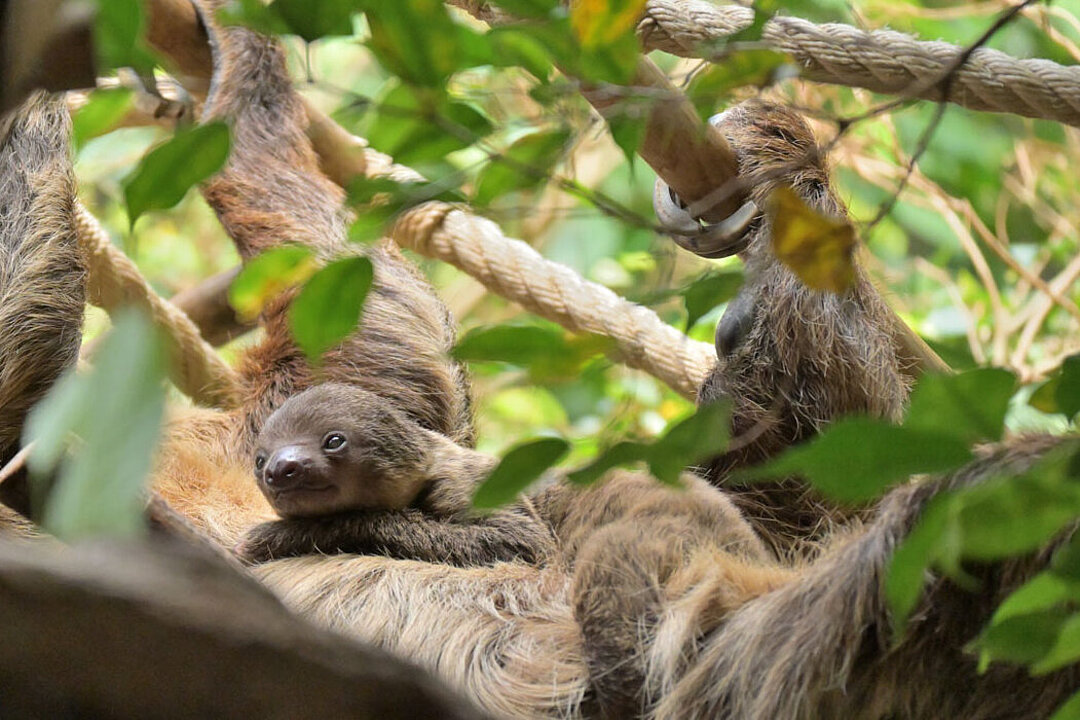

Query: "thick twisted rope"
left=74, top=203, right=243, bottom=409
left=74, top=159, right=714, bottom=402
left=397, top=203, right=715, bottom=399
left=636, top=0, right=1080, bottom=127
left=360, top=149, right=716, bottom=399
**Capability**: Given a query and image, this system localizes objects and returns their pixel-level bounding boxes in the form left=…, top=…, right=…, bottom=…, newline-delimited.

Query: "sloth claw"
left=716, top=287, right=757, bottom=359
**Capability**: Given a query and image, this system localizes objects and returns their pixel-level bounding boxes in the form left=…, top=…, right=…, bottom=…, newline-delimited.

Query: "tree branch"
left=0, top=537, right=489, bottom=719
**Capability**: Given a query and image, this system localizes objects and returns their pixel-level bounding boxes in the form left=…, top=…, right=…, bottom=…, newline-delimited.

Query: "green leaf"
left=348, top=204, right=401, bottom=244
left=346, top=175, right=464, bottom=209
left=1052, top=533, right=1080, bottom=579
left=216, top=0, right=292, bottom=36
left=888, top=441, right=1080, bottom=632
left=510, top=19, right=582, bottom=79
left=566, top=401, right=731, bottom=487
left=473, top=128, right=571, bottom=205
left=750, top=369, right=1018, bottom=504
left=579, top=34, right=641, bottom=85
left=885, top=495, right=950, bottom=633
left=607, top=114, right=647, bottom=164
left=288, top=256, right=374, bottom=362
left=345, top=176, right=465, bottom=243
left=567, top=440, right=651, bottom=486
left=687, top=50, right=794, bottom=119
left=905, top=368, right=1016, bottom=444
left=454, top=325, right=567, bottom=365
left=924, top=335, right=978, bottom=373
left=487, top=27, right=555, bottom=80
left=271, top=0, right=358, bottom=41
left=72, top=88, right=135, bottom=149
left=123, top=122, right=231, bottom=227
left=682, top=269, right=744, bottom=330
left=990, top=573, right=1080, bottom=628
left=939, top=445, right=1080, bottom=563
left=24, top=309, right=167, bottom=541
left=362, top=84, right=492, bottom=166
left=94, top=0, right=157, bottom=72
left=229, top=246, right=318, bottom=321
left=745, top=418, right=973, bottom=502
left=975, top=607, right=1072, bottom=668
left=1031, top=354, right=1080, bottom=421
left=1034, top=613, right=1080, bottom=674
left=490, top=0, right=559, bottom=18
left=647, top=402, right=731, bottom=484
left=453, top=324, right=612, bottom=382
left=346, top=177, right=414, bottom=206
left=361, top=0, right=465, bottom=87
left=473, top=437, right=570, bottom=509
left=1051, top=691, right=1080, bottom=720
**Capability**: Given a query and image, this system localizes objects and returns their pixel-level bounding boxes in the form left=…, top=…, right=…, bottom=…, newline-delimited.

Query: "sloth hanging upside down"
left=0, top=1, right=1077, bottom=718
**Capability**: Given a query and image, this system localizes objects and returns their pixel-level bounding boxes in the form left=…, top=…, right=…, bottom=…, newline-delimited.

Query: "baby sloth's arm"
left=237, top=505, right=554, bottom=565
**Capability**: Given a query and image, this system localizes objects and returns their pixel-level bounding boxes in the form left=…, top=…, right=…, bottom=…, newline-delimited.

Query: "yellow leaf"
left=768, top=186, right=857, bottom=293
left=571, top=0, right=647, bottom=48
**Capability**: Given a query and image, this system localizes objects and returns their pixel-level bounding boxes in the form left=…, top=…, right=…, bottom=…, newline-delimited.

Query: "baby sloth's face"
left=253, top=383, right=428, bottom=518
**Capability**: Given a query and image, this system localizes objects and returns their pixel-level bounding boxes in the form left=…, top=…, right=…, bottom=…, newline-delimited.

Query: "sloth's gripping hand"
left=235, top=508, right=554, bottom=566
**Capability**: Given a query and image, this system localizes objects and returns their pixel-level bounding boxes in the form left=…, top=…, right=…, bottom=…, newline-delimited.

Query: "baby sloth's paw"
left=234, top=521, right=298, bottom=565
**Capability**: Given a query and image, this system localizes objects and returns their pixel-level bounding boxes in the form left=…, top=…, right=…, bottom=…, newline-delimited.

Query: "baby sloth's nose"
left=265, top=446, right=310, bottom=489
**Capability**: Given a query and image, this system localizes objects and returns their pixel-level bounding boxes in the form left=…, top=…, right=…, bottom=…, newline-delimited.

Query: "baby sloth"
left=238, top=382, right=556, bottom=565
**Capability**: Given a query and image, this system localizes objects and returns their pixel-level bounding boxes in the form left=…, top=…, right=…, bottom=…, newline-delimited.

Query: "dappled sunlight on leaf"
left=570, top=0, right=646, bottom=49
left=1031, top=354, right=1080, bottom=422
left=123, top=122, right=230, bottom=228
left=289, top=256, right=374, bottom=363
left=473, top=128, right=571, bottom=205
left=453, top=324, right=613, bottom=383
left=228, top=246, right=317, bottom=321
left=72, top=88, right=135, bottom=149
left=568, top=401, right=731, bottom=486
left=473, top=437, right=570, bottom=509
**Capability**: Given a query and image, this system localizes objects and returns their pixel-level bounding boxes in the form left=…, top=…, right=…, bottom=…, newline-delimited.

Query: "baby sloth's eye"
left=322, top=432, right=347, bottom=452
left=254, top=453, right=267, bottom=475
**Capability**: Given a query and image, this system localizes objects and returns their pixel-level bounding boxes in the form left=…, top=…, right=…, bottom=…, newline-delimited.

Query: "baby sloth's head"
left=253, top=383, right=429, bottom=518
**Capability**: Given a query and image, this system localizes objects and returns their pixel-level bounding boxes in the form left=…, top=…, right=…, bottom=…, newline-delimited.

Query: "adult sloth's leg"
left=656, top=435, right=1078, bottom=720
left=0, top=92, right=85, bottom=515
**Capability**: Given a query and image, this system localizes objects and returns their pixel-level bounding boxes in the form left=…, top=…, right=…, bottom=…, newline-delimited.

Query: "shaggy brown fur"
left=0, top=92, right=84, bottom=466
left=197, top=5, right=473, bottom=450
left=655, top=434, right=1080, bottom=720
left=697, top=101, right=910, bottom=556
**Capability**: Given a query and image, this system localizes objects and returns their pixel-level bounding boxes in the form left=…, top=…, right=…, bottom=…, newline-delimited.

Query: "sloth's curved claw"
left=715, top=287, right=756, bottom=359
left=652, top=178, right=758, bottom=259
